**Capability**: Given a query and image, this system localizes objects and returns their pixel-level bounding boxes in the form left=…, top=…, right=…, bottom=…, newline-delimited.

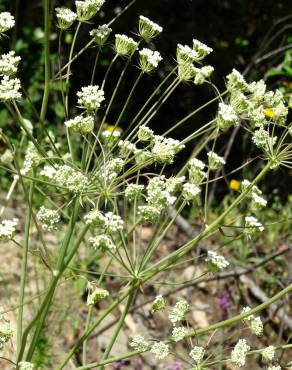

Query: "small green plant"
left=0, top=1, right=291, bottom=369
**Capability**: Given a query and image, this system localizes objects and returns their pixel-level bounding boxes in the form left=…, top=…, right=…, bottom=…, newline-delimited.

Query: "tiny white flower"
left=189, top=346, right=205, bottom=363
left=0, top=218, right=18, bottom=241
left=87, top=287, right=109, bottom=306
left=77, top=85, right=105, bottom=112
left=231, top=339, right=250, bottom=367
left=115, top=34, right=138, bottom=57
left=151, top=295, right=165, bottom=313
left=0, top=76, right=21, bottom=101
left=139, top=48, right=162, bottom=73
left=0, top=51, right=21, bottom=76
left=130, top=335, right=149, bottom=352
left=217, top=102, right=239, bottom=130
left=262, top=346, right=275, bottom=363
left=150, top=342, right=169, bottom=360
left=139, top=15, right=162, bottom=41
left=0, top=12, right=15, bottom=33
left=37, top=207, right=60, bottom=232
left=55, top=7, right=77, bottom=29
left=90, top=24, right=112, bottom=46
left=205, top=250, right=229, bottom=272
left=172, top=326, right=187, bottom=342
left=169, top=299, right=189, bottom=324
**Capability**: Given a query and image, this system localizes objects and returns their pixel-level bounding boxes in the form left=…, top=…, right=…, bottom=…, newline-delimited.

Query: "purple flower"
left=112, top=359, right=129, bottom=369
left=217, top=287, right=232, bottom=319
left=172, top=360, right=183, bottom=370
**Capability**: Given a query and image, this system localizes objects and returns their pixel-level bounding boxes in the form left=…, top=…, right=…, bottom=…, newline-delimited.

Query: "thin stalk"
left=90, top=48, right=101, bottom=84
left=101, top=54, right=118, bottom=90
left=40, top=0, right=51, bottom=123
left=16, top=177, right=34, bottom=357
left=98, top=292, right=134, bottom=369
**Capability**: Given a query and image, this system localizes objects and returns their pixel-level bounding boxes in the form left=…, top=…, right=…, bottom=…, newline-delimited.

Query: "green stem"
left=99, top=292, right=134, bottom=369
left=40, top=0, right=51, bottom=123
left=16, top=177, right=34, bottom=357
left=90, top=48, right=101, bottom=85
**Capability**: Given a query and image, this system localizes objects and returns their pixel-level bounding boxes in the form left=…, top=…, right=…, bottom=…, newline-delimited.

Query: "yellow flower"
left=103, top=124, right=123, bottom=134
left=225, top=216, right=233, bottom=225
left=263, top=108, right=275, bottom=119
left=229, top=179, right=240, bottom=191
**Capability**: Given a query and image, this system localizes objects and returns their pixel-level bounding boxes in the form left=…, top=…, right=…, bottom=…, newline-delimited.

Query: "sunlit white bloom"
left=205, top=250, right=229, bottom=272
left=139, top=48, right=162, bottom=73
left=55, top=7, right=77, bottom=29
left=150, top=342, right=169, bottom=360
left=151, top=294, right=165, bottom=313
left=0, top=76, right=21, bottom=101
left=138, top=125, right=154, bottom=142
left=245, top=216, right=264, bottom=236
left=21, top=142, right=41, bottom=175
left=207, top=151, right=226, bottom=170
left=241, top=179, right=262, bottom=195
left=0, top=12, right=15, bottom=33
left=118, top=139, right=137, bottom=156
left=226, top=69, right=248, bottom=92
left=262, top=346, right=275, bottom=363
left=182, top=183, right=201, bottom=202
left=165, top=176, right=185, bottom=193
left=188, top=158, right=206, bottom=185
left=18, top=362, right=35, bottom=370
left=0, top=218, right=18, bottom=241
left=130, top=335, right=149, bottom=352
left=139, top=15, right=162, bottom=41
left=217, top=102, right=239, bottom=129
left=88, top=235, right=116, bottom=251
left=0, top=51, right=21, bottom=76
left=146, top=176, right=176, bottom=208
left=75, top=0, right=105, bottom=22
left=172, top=326, right=187, bottom=342
left=267, top=366, right=281, bottom=370
left=77, top=85, right=105, bottom=112
left=40, top=165, right=56, bottom=179
left=125, top=183, right=144, bottom=201
left=249, top=80, right=266, bottom=104
left=248, top=105, right=267, bottom=127
left=250, top=192, right=267, bottom=211
left=169, top=299, right=189, bottom=324
left=37, top=207, right=60, bottom=232
left=189, top=346, right=205, bottom=363
left=0, top=149, right=13, bottom=164
left=90, top=24, right=112, bottom=46
left=65, top=115, right=94, bottom=134
left=115, top=34, right=138, bottom=57
left=192, top=39, right=213, bottom=60
left=87, top=286, right=109, bottom=305
left=241, top=306, right=254, bottom=321
left=252, top=127, right=277, bottom=152
left=250, top=316, right=263, bottom=336
left=193, top=65, right=214, bottom=84
left=85, top=210, right=124, bottom=233
left=177, top=44, right=199, bottom=64
left=230, top=90, right=249, bottom=114
left=231, top=339, right=250, bottom=367
left=152, top=135, right=185, bottom=164
left=138, top=205, right=161, bottom=223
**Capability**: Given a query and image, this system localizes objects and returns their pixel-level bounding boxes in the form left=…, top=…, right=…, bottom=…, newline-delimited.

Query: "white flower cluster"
left=18, top=362, right=35, bottom=370
left=169, top=299, right=190, bottom=324
left=182, top=183, right=201, bottom=202
left=85, top=210, right=124, bottom=233
left=89, top=235, right=116, bottom=251
left=75, top=0, right=105, bottom=22
left=252, top=127, right=277, bottom=153
left=250, top=191, right=267, bottom=212
left=65, top=115, right=94, bottom=135
left=0, top=51, right=21, bottom=76
left=172, top=326, right=187, bottom=342
left=55, top=7, right=77, bottom=29
left=151, top=295, right=166, bottom=313
left=244, top=216, right=264, bottom=237
left=0, top=149, right=13, bottom=164
left=231, top=339, right=250, bottom=367
left=138, top=15, right=162, bottom=41
left=0, top=313, right=13, bottom=350
left=90, top=24, right=112, bottom=46
left=138, top=125, right=154, bottom=142
left=217, top=102, right=239, bottom=130
left=0, top=12, right=15, bottom=33
left=188, top=158, right=206, bottom=185
left=193, top=65, right=214, bottom=85
left=0, top=75, right=21, bottom=101
left=189, top=346, right=205, bottom=364
left=115, top=34, right=138, bottom=57
left=138, top=176, right=176, bottom=223
left=262, top=346, right=275, bottom=363
left=0, top=218, right=18, bottom=241
left=205, top=250, right=229, bottom=272
left=87, top=286, right=109, bottom=305
left=102, top=129, right=121, bottom=148
left=139, top=48, right=162, bottom=73
left=130, top=335, right=149, bottom=352
left=267, top=366, right=281, bottom=370
left=226, top=69, right=248, bottom=92
left=176, top=39, right=213, bottom=81
left=241, top=306, right=263, bottom=336
left=125, top=183, right=144, bottom=201
left=150, top=341, right=169, bottom=360
left=77, top=85, right=105, bottom=113
left=21, top=142, right=41, bottom=175
left=207, top=151, right=226, bottom=170
left=37, top=206, right=60, bottom=232
left=41, top=165, right=89, bottom=194
left=152, top=135, right=185, bottom=164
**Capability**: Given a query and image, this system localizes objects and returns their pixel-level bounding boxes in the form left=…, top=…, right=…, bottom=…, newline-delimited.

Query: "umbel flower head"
left=130, top=335, right=149, bottom=352
left=193, top=65, right=214, bottom=85
left=90, top=24, right=112, bottom=46
left=18, top=362, right=35, bottom=370
left=172, top=326, right=187, bottom=342
left=0, top=76, right=21, bottom=101
left=169, top=298, right=190, bottom=324
left=75, top=0, right=105, bottom=22
left=189, top=346, right=205, bottom=364
left=0, top=218, right=18, bottom=241
left=37, top=206, right=60, bottom=232
left=65, top=115, right=94, bottom=134
left=231, top=339, right=250, bottom=367
left=151, top=295, right=166, bottom=313
left=138, top=15, right=163, bottom=41
left=55, top=7, right=77, bottom=29
left=207, top=151, right=226, bottom=170
left=205, top=250, right=229, bottom=272
left=182, top=183, right=201, bottom=202
left=77, top=85, right=105, bottom=113
left=150, top=341, right=169, bottom=360
left=115, top=34, right=138, bottom=57
left=0, top=12, right=15, bottom=33
left=87, top=286, right=109, bottom=305
left=139, top=48, right=162, bottom=73
left=192, top=39, right=213, bottom=60
left=262, top=346, right=275, bottom=363
left=0, top=51, right=21, bottom=76
left=88, top=235, right=116, bottom=251
left=0, top=313, right=13, bottom=350
left=217, top=102, right=239, bottom=130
